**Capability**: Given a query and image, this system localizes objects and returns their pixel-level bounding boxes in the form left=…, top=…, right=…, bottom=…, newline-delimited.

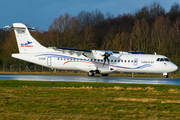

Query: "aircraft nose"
left=171, top=63, right=178, bottom=72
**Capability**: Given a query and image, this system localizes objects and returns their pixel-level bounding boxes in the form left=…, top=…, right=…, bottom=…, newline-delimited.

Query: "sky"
left=1, top=0, right=180, bottom=31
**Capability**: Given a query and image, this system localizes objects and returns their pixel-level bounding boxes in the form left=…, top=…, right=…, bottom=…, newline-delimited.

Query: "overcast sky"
left=1, top=0, right=180, bottom=31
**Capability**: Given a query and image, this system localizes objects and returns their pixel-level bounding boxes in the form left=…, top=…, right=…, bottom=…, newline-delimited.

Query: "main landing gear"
left=102, top=74, right=109, bottom=76
left=87, top=71, right=109, bottom=77
left=87, top=71, right=95, bottom=76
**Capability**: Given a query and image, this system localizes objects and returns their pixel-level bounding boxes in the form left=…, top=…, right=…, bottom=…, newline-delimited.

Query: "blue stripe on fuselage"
left=35, top=54, right=152, bottom=69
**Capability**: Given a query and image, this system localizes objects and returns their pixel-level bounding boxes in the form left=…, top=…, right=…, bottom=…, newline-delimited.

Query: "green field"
left=0, top=80, right=180, bottom=119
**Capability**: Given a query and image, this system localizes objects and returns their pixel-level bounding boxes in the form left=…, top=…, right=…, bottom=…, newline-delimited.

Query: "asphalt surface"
left=0, top=74, right=180, bottom=85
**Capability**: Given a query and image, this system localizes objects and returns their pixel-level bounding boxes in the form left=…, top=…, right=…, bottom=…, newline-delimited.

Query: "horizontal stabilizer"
left=3, top=25, right=35, bottom=30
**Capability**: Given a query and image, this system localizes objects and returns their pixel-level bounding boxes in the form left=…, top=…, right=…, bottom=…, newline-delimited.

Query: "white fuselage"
left=12, top=51, right=178, bottom=74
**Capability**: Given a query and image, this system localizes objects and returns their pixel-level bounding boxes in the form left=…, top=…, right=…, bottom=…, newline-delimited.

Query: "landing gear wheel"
left=87, top=71, right=95, bottom=76
left=102, top=74, right=109, bottom=76
left=164, top=75, right=169, bottom=78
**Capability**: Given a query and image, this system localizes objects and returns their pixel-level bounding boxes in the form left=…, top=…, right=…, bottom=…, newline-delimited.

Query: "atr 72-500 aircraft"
left=4, top=23, right=178, bottom=78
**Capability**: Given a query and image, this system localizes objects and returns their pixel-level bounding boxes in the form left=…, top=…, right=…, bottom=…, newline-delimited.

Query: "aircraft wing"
left=128, top=51, right=146, bottom=54
left=56, top=47, right=92, bottom=52
left=52, top=47, right=118, bottom=59
left=52, top=47, right=145, bottom=59
left=52, top=47, right=92, bottom=57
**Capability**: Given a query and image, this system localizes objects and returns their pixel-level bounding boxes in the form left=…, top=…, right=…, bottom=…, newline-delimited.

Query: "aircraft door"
left=134, top=58, right=138, bottom=66
left=47, top=57, right=52, bottom=66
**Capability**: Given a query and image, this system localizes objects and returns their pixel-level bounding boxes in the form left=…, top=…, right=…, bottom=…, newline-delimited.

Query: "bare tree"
left=149, top=2, right=165, bottom=22
left=48, top=13, right=80, bottom=47
left=131, top=18, right=150, bottom=52
left=151, top=16, right=170, bottom=54
left=169, top=3, right=180, bottom=22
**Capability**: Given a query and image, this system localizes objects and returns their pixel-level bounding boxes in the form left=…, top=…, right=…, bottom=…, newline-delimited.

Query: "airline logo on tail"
left=21, top=41, right=33, bottom=47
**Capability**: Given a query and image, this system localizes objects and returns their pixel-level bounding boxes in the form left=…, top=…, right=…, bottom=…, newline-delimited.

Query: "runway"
left=0, top=74, right=180, bottom=85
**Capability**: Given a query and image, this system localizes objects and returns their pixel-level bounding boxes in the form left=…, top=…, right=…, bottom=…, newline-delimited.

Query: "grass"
left=0, top=81, right=180, bottom=119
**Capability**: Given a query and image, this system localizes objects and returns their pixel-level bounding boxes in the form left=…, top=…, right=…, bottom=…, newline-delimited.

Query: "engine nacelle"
left=83, top=50, right=105, bottom=59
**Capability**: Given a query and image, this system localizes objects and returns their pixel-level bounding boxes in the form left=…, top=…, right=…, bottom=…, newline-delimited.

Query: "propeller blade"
left=135, top=47, right=138, bottom=52
left=104, top=45, right=106, bottom=52
left=103, top=57, right=106, bottom=66
left=107, top=57, right=110, bottom=64
left=107, top=44, right=110, bottom=51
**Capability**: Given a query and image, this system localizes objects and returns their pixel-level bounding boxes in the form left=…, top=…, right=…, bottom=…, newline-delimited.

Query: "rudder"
left=5, top=23, right=52, bottom=53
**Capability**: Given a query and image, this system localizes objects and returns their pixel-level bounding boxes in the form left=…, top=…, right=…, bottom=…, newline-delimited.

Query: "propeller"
left=102, top=44, right=112, bottom=66
left=135, top=47, right=138, bottom=52
left=131, top=45, right=138, bottom=52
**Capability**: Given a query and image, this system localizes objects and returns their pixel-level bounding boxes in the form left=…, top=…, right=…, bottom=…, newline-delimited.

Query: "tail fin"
left=5, top=23, right=52, bottom=53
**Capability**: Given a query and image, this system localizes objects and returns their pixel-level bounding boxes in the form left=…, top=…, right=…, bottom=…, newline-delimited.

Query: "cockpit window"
left=164, top=58, right=170, bottom=61
left=156, top=58, right=170, bottom=62
left=160, top=58, right=164, bottom=61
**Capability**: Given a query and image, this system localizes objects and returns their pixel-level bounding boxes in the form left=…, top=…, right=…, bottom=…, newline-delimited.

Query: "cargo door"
left=47, top=57, right=52, bottom=66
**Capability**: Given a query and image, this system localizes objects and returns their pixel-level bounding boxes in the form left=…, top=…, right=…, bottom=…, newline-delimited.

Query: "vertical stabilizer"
left=12, top=23, right=52, bottom=53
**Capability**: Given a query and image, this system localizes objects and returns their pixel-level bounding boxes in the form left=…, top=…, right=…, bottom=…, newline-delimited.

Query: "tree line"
left=1, top=2, right=180, bottom=68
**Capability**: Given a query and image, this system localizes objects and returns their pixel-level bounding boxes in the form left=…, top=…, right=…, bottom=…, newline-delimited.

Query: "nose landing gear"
left=164, top=75, right=169, bottom=78
left=163, top=73, right=169, bottom=78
